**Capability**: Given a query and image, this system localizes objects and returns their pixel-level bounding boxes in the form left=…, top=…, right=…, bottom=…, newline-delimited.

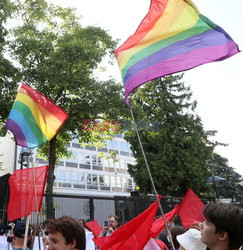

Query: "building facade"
left=34, top=135, right=136, bottom=197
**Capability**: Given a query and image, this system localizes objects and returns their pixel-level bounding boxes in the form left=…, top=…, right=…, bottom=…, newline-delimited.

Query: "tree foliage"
left=6, top=0, right=128, bottom=217
left=208, top=154, right=243, bottom=200
left=125, top=75, right=214, bottom=196
left=0, top=0, right=19, bottom=134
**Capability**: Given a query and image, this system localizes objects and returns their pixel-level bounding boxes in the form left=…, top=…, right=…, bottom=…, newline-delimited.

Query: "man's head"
left=13, top=220, right=30, bottom=238
left=108, top=215, right=118, bottom=230
left=47, top=216, right=85, bottom=250
left=201, top=202, right=243, bottom=250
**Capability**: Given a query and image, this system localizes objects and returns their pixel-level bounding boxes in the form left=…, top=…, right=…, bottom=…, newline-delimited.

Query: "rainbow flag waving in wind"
left=115, top=0, right=240, bottom=104
left=6, top=83, right=69, bottom=148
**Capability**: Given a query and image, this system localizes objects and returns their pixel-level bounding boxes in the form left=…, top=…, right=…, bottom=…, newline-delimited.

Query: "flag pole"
left=30, top=151, right=41, bottom=250
left=23, top=214, right=31, bottom=250
left=129, top=107, right=176, bottom=250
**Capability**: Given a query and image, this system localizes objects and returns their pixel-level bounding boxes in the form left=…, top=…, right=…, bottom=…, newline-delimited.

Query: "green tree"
left=0, top=0, right=19, bottom=134
left=8, top=0, right=128, bottom=218
left=208, top=154, right=243, bottom=200
left=125, top=75, right=214, bottom=196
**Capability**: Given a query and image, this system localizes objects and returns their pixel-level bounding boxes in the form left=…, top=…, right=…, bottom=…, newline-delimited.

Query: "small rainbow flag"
left=6, top=83, right=69, bottom=148
left=115, top=0, right=240, bottom=104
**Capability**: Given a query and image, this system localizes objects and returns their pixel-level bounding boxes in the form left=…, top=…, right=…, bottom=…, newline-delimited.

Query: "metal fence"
left=1, top=193, right=242, bottom=227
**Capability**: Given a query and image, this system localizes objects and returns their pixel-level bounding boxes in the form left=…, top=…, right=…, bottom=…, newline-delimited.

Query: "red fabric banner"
left=177, top=188, right=205, bottom=228
left=93, top=196, right=162, bottom=250
left=7, top=165, right=48, bottom=221
left=85, top=220, right=102, bottom=238
left=150, top=205, right=179, bottom=238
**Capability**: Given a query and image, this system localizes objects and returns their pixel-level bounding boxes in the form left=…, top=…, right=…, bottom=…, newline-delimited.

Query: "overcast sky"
left=48, top=0, right=243, bottom=175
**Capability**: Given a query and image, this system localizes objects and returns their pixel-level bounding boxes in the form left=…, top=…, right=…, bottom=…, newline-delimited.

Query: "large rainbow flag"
left=6, top=83, right=69, bottom=148
left=115, top=0, right=240, bottom=104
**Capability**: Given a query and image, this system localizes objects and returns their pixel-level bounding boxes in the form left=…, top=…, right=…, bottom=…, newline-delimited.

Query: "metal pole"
left=129, top=107, right=176, bottom=250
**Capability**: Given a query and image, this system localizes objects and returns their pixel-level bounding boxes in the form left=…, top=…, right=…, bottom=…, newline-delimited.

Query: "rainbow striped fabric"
left=115, top=0, right=240, bottom=104
left=6, top=83, right=69, bottom=148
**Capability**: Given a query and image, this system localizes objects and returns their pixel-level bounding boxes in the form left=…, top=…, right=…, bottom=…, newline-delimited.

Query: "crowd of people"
left=0, top=202, right=242, bottom=250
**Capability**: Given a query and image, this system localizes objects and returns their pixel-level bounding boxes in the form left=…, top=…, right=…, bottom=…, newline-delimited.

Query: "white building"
left=33, top=135, right=136, bottom=197
left=12, top=135, right=137, bottom=222
left=0, top=131, right=16, bottom=176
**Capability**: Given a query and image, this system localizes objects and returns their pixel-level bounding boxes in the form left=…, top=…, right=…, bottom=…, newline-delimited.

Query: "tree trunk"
left=46, top=135, right=57, bottom=219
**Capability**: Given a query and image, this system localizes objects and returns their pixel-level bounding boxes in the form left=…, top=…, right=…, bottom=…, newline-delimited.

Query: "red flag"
left=150, top=205, right=179, bottom=238
left=7, top=165, right=48, bottom=221
left=85, top=220, right=102, bottom=238
left=177, top=188, right=205, bottom=229
left=155, top=239, right=169, bottom=250
left=93, top=196, right=162, bottom=250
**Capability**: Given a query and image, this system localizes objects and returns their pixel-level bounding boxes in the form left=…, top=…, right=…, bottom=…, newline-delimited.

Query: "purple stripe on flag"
left=124, top=28, right=237, bottom=84
left=125, top=41, right=238, bottom=104
left=5, top=119, right=28, bottom=147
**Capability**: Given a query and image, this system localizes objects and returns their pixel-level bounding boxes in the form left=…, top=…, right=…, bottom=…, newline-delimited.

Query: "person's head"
left=12, top=220, right=31, bottom=248
left=158, top=230, right=170, bottom=248
left=176, top=227, right=207, bottom=250
left=201, top=202, right=243, bottom=250
left=108, top=214, right=118, bottom=230
left=47, top=216, right=85, bottom=250
left=169, top=226, right=186, bottom=248
left=13, top=220, right=30, bottom=239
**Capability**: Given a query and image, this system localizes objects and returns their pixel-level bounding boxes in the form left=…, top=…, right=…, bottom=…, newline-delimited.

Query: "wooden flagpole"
left=30, top=152, right=42, bottom=250
left=129, top=107, right=176, bottom=250
left=23, top=214, right=31, bottom=250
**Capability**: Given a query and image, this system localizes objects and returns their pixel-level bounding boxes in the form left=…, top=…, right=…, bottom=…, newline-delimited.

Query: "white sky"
left=48, top=0, right=243, bottom=175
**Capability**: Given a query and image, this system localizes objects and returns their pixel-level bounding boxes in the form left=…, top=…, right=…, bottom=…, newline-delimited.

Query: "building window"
left=56, top=169, right=72, bottom=185
left=77, top=152, right=85, bottom=163
left=72, top=142, right=82, bottom=148
left=87, top=174, right=98, bottom=190
left=84, top=154, right=90, bottom=165
left=85, top=146, right=96, bottom=151
left=113, top=140, right=119, bottom=150
left=66, top=162, right=78, bottom=168
left=97, top=157, right=101, bottom=166
left=124, top=178, right=133, bottom=189
left=108, top=159, right=114, bottom=168
left=110, top=176, right=116, bottom=187
left=92, top=155, right=96, bottom=166
left=116, top=176, right=122, bottom=187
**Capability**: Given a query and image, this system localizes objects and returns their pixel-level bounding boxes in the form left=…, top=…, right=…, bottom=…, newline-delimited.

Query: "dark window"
left=92, top=165, right=103, bottom=171
left=72, top=143, right=82, bottom=148
left=66, top=162, right=78, bottom=168
left=104, top=167, right=115, bottom=172
left=85, top=146, right=96, bottom=151
left=58, top=183, right=71, bottom=188
left=100, top=186, right=111, bottom=191
left=79, top=164, right=91, bottom=169
left=87, top=185, right=98, bottom=190
left=120, top=151, right=129, bottom=156
left=97, top=148, right=108, bottom=152
left=73, top=184, right=85, bottom=189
